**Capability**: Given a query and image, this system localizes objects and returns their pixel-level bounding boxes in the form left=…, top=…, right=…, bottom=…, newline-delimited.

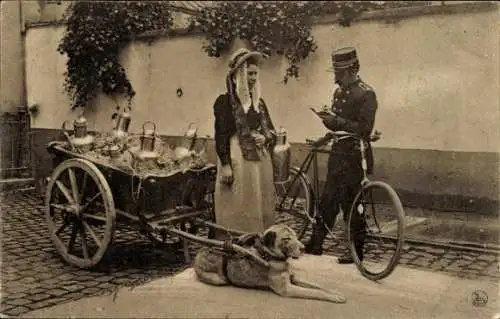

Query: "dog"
left=193, top=224, right=346, bottom=303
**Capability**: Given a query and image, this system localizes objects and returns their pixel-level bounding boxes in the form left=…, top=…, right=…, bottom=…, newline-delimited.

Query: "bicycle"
left=274, top=130, right=406, bottom=281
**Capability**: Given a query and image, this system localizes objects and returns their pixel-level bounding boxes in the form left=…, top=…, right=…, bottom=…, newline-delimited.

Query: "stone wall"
left=24, top=2, right=500, bottom=213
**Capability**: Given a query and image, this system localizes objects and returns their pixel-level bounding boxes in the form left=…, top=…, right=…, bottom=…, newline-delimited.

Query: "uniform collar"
left=339, top=75, right=361, bottom=91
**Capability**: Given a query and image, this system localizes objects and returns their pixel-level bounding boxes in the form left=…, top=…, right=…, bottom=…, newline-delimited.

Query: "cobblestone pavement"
left=1, top=191, right=499, bottom=317
left=1, top=191, right=189, bottom=317
left=286, top=218, right=500, bottom=282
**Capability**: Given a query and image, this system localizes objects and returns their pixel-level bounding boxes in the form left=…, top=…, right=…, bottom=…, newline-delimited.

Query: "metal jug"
left=181, top=122, right=198, bottom=151
left=108, top=144, right=121, bottom=159
left=112, top=107, right=132, bottom=140
left=133, top=121, right=159, bottom=164
left=175, top=123, right=197, bottom=161
left=272, top=127, right=291, bottom=183
left=62, top=112, right=94, bottom=153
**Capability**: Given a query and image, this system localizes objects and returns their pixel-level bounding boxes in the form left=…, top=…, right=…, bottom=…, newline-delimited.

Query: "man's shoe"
left=337, top=253, right=355, bottom=264
left=305, top=243, right=323, bottom=256
left=337, top=251, right=364, bottom=264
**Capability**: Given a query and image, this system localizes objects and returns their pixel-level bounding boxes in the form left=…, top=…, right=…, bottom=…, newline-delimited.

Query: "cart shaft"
left=164, top=227, right=269, bottom=268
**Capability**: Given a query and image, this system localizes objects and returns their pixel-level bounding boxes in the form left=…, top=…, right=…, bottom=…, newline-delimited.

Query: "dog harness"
left=253, top=239, right=288, bottom=262
left=218, top=233, right=279, bottom=285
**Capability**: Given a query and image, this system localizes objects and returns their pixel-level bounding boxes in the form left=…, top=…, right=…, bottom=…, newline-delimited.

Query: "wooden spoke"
left=68, top=223, right=78, bottom=254
left=56, top=180, right=75, bottom=204
left=50, top=203, right=73, bottom=213
left=55, top=219, right=71, bottom=236
left=79, top=226, right=89, bottom=259
left=82, top=220, right=102, bottom=248
left=79, top=171, right=88, bottom=203
left=82, top=193, right=102, bottom=210
left=68, top=168, right=80, bottom=205
left=82, top=213, right=107, bottom=223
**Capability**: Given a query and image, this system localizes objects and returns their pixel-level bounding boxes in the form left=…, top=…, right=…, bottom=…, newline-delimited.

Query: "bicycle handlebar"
left=306, top=130, right=382, bottom=148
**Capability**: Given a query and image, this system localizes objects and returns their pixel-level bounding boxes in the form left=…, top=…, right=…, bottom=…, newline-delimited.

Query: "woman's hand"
left=252, top=133, right=266, bottom=148
left=220, top=164, right=234, bottom=185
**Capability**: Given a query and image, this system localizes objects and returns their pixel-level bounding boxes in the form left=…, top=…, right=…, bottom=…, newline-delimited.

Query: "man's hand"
left=319, top=111, right=340, bottom=131
left=319, top=112, right=337, bottom=126
left=220, top=164, right=234, bottom=186
left=252, top=133, right=266, bottom=148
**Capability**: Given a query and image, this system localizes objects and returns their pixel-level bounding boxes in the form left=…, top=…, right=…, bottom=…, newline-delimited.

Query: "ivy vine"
left=56, top=0, right=437, bottom=108
left=57, top=1, right=174, bottom=110
left=190, top=1, right=320, bottom=84
left=189, top=1, right=398, bottom=83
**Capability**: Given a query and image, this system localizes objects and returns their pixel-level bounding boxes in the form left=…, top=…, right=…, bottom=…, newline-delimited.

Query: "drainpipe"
left=19, top=0, right=27, bottom=110
left=17, top=0, right=31, bottom=177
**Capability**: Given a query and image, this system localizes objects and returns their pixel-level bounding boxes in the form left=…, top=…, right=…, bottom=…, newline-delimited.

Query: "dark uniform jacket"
left=322, top=77, right=378, bottom=174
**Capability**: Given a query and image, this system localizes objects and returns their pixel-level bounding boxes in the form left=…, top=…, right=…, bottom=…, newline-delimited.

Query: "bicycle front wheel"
left=347, top=181, right=406, bottom=281
left=274, top=167, right=313, bottom=240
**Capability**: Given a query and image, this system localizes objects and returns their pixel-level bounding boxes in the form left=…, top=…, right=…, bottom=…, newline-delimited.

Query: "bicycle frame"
left=277, top=130, right=405, bottom=281
left=277, top=131, right=375, bottom=223
left=281, top=146, right=326, bottom=222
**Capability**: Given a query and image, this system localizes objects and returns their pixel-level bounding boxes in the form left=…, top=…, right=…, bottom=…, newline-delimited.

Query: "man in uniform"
left=305, top=47, right=378, bottom=264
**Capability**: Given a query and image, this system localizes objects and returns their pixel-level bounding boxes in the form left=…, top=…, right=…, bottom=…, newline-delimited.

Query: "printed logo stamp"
left=471, top=289, right=488, bottom=307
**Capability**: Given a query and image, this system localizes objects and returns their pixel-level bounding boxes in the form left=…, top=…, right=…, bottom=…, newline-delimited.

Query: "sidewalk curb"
left=0, top=178, right=35, bottom=193
left=404, top=235, right=500, bottom=254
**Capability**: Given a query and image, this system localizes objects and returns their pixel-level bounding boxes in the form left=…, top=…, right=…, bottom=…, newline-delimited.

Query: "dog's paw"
left=331, top=294, right=347, bottom=304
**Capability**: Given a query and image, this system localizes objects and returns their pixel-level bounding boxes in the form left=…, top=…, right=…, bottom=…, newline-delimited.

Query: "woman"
left=212, top=48, right=277, bottom=238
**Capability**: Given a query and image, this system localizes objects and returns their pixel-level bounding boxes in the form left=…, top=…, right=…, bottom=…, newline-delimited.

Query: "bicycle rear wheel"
left=274, top=167, right=313, bottom=240
left=347, top=181, right=405, bottom=281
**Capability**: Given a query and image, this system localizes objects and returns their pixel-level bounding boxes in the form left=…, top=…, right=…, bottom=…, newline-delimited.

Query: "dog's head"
left=261, top=224, right=305, bottom=259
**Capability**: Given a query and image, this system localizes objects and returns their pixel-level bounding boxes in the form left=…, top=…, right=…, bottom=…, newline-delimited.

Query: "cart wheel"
left=45, top=158, right=116, bottom=269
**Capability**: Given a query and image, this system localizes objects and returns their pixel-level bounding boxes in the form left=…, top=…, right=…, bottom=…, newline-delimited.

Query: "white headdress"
left=227, top=48, right=265, bottom=113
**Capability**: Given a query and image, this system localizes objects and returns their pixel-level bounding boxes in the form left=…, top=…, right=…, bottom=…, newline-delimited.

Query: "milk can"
left=272, top=127, right=291, bottom=183
left=181, top=122, right=198, bottom=151
left=108, top=144, right=121, bottom=159
left=131, top=121, right=160, bottom=165
left=112, top=107, right=132, bottom=140
left=62, top=112, right=94, bottom=153
left=175, top=123, right=197, bottom=161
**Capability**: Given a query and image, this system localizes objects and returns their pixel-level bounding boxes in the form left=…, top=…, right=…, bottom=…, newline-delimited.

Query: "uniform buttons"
left=342, top=99, right=346, bottom=103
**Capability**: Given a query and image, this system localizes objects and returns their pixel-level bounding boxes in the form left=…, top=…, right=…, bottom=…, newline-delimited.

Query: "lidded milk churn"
left=272, top=127, right=291, bottom=183
left=181, top=122, right=198, bottom=151
left=62, top=111, right=94, bottom=153
left=175, top=122, right=197, bottom=160
left=107, top=143, right=123, bottom=166
left=133, top=121, right=160, bottom=164
left=108, top=144, right=121, bottom=159
left=112, top=107, right=132, bottom=140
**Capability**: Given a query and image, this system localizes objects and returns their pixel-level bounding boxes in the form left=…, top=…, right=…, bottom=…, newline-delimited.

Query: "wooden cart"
left=44, top=141, right=268, bottom=270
